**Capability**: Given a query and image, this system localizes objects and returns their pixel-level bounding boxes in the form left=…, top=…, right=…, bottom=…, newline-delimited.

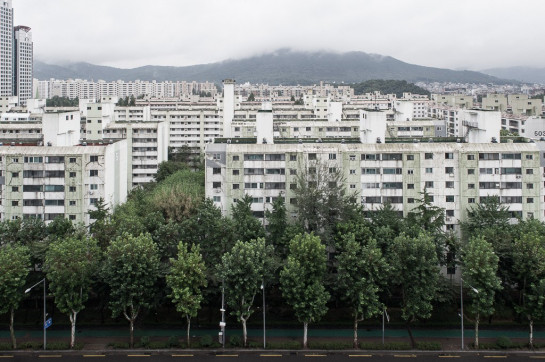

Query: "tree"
left=247, top=93, right=255, bottom=101
left=265, top=196, right=301, bottom=259
left=45, top=236, right=101, bottom=348
left=336, top=234, right=388, bottom=348
left=167, top=242, right=207, bottom=347
left=219, top=238, right=275, bottom=346
left=102, top=233, right=161, bottom=347
left=462, top=235, right=502, bottom=349
left=231, top=194, right=265, bottom=243
left=293, top=159, right=358, bottom=248
left=280, top=233, right=329, bottom=348
left=0, top=244, right=30, bottom=349
left=390, top=232, right=439, bottom=347
left=512, top=231, right=545, bottom=347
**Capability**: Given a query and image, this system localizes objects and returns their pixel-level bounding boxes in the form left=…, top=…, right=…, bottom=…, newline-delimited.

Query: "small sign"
left=44, top=318, right=52, bottom=329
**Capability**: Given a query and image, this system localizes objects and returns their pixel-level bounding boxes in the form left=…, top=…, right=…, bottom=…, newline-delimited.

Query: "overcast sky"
left=14, top=0, right=545, bottom=71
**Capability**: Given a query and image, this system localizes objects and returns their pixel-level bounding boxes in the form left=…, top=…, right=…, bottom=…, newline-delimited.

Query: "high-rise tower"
left=0, top=0, right=13, bottom=97
left=13, top=25, right=32, bottom=105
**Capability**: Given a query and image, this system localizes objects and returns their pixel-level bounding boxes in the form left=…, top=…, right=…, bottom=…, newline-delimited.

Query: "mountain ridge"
left=482, top=66, right=545, bottom=84
left=34, top=49, right=511, bottom=85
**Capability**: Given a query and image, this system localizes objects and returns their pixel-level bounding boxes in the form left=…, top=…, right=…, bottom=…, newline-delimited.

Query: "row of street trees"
left=1, top=161, right=545, bottom=349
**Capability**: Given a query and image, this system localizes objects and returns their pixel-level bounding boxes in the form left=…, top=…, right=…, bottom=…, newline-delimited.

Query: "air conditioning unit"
left=516, top=175, right=522, bottom=179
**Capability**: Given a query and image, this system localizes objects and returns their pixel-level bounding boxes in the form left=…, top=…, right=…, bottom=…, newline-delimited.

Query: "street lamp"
left=261, top=281, right=266, bottom=349
left=25, top=278, right=46, bottom=350
left=220, top=281, right=226, bottom=349
left=460, top=278, right=478, bottom=350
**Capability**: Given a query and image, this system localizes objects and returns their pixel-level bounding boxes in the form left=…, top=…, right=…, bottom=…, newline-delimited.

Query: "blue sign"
left=44, top=318, right=52, bottom=329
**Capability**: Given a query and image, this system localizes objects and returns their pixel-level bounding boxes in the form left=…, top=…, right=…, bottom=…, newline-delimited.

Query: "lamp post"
left=261, top=281, right=266, bottom=349
left=460, top=278, right=478, bottom=350
left=25, top=278, right=46, bottom=350
left=220, top=282, right=226, bottom=349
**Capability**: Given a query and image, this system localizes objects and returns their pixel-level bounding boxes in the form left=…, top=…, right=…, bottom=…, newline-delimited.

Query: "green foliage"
left=351, top=80, right=430, bottom=98
left=336, top=234, right=388, bottom=325
left=0, top=244, right=31, bottom=315
left=155, top=161, right=188, bottom=183
left=46, top=96, right=79, bottom=107
left=229, top=335, right=242, bottom=347
left=496, top=336, right=512, bottom=349
left=102, top=232, right=161, bottom=346
left=117, top=95, right=136, bottom=106
left=167, top=336, right=181, bottom=348
left=199, top=334, right=213, bottom=347
left=280, top=233, right=329, bottom=325
left=307, top=341, right=352, bottom=350
left=219, top=237, right=275, bottom=345
left=247, top=93, right=256, bottom=101
left=265, top=341, right=301, bottom=349
left=390, top=233, right=439, bottom=324
left=359, top=342, right=411, bottom=350
left=462, top=235, right=502, bottom=320
left=231, top=194, right=265, bottom=243
left=139, top=336, right=151, bottom=348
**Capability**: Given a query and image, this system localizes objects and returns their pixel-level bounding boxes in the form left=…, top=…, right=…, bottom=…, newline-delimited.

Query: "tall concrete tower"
left=0, top=0, right=13, bottom=97
left=13, top=25, right=32, bottom=105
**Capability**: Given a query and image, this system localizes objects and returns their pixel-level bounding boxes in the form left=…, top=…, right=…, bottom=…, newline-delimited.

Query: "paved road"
left=1, top=351, right=544, bottom=362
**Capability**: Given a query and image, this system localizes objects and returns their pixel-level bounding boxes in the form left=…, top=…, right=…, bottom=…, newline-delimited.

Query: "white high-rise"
left=13, top=25, right=32, bottom=105
left=0, top=0, right=13, bottom=97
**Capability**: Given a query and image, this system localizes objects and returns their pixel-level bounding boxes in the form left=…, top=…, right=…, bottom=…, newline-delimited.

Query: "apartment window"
left=328, top=153, right=337, bottom=160
left=213, top=168, right=221, bottom=175
left=445, top=153, right=454, bottom=159
left=233, top=184, right=239, bottom=190
left=290, top=183, right=297, bottom=190
left=232, top=169, right=239, bottom=176
left=69, top=201, right=76, bottom=206
left=212, top=182, right=221, bottom=189
left=527, top=183, right=534, bottom=189
left=445, top=167, right=454, bottom=174
left=446, top=210, right=455, bottom=217
left=407, top=198, right=415, bottom=204
left=527, top=198, right=534, bottom=204
left=24, top=156, right=43, bottom=163
left=213, top=196, right=220, bottom=202
left=11, top=201, right=19, bottom=206
left=11, top=172, right=19, bottom=178
left=90, top=184, right=98, bottom=190
left=308, top=153, right=317, bottom=160
left=69, top=172, right=76, bottom=178
left=526, top=169, right=534, bottom=175
left=424, top=153, right=433, bottom=160
left=407, top=169, right=414, bottom=175
left=350, top=184, right=356, bottom=189
left=526, top=154, right=534, bottom=160
left=382, top=153, right=402, bottom=161
left=90, top=155, right=99, bottom=162
left=289, top=169, right=297, bottom=175
left=89, top=170, right=98, bottom=177
left=309, top=167, right=316, bottom=174
left=425, top=181, right=434, bottom=188
left=446, top=195, right=454, bottom=202
left=232, top=155, right=239, bottom=161
left=349, top=155, right=356, bottom=161
left=290, top=155, right=297, bottom=161
left=69, top=157, right=77, bottom=163
left=467, top=154, right=475, bottom=160
left=445, top=181, right=454, bottom=188
left=407, top=154, right=414, bottom=161
left=12, top=186, right=19, bottom=192
left=407, top=184, right=415, bottom=189
left=350, top=169, right=356, bottom=174
left=213, top=153, right=221, bottom=161
left=69, top=186, right=76, bottom=192
left=479, top=153, right=499, bottom=160
left=69, top=215, right=76, bottom=220
left=468, top=183, right=475, bottom=189
left=468, top=198, right=475, bottom=204
left=468, top=169, right=475, bottom=175
left=425, top=168, right=433, bottom=174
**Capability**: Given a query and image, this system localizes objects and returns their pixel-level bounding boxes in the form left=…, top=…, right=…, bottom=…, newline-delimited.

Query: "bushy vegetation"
left=351, top=80, right=430, bottom=97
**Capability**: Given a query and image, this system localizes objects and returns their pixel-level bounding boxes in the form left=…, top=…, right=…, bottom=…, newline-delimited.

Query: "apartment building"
left=0, top=140, right=128, bottom=224
left=13, top=25, right=32, bottom=105
left=0, top=0, right=12, bottom=97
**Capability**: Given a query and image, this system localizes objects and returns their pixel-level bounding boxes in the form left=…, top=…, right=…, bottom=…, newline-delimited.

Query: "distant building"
left=0, top=0, right=13, bottom=97
left=13, top=25, right=33, bottom=105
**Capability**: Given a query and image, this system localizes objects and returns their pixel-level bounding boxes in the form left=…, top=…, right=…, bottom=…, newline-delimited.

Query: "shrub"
left=307, top=341, right=352, bottom=350
left=229, top=335, right=242, bottom=347
left=0, top=343, right=12, bottom=350
left=18, top=341, right=42, bottom=350
left=416, top=342, right=441, bottom=350
left=108, top=342, right=130, bottom=349
left=148, top=341, right=168, bottom=349
left=359, top=342, right=411, bottom=350
left=139, top=336, right=151, bottom=348
left=46, top=342, right=71, bottom=350
left=266, top=341, right=301, bottom=349
left=200, top=335, right=213, bottom=348
left=167, top=336, right=181, bottom=348
left=496, top=336, right=512, bottom=349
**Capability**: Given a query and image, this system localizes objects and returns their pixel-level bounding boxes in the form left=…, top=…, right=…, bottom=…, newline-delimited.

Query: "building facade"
left=13, top=25, right=32, bottom=105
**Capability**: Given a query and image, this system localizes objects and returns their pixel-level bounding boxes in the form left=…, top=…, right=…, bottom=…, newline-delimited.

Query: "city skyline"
left=15, top=0, right=545, bottom=71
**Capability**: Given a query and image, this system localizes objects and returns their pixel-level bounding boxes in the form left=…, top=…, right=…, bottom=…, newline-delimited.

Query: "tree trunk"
left=130, top=318, right=134, bottom=348
left=529, top=318, right=534, bottom=349
left=406, top=322, right=416, bottom=348
left=475, top=314, right=479, bottom=349
left=353, top=315, right=359, bottom=349
left=242, top=317, right=248, bottom=347
left=186, top=315, right=191, bottom=348
left=303, top=322, right=308, bottom=349
left=69, top=310, right=78, bottom=348
left=9, top=308, right=16, bottom=349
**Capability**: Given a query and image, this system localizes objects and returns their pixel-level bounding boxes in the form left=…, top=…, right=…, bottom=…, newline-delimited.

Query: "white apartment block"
left=13, top=25, right=32, bottom=105
left=0, top=141, right=128, bottom=224
left=0, top=0, right=13, bottom=97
